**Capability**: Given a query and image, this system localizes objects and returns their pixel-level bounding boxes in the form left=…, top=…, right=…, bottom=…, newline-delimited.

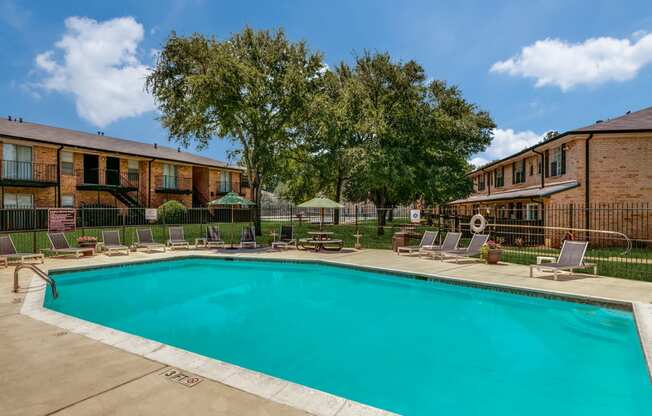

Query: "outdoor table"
left=307, top=231, right=334, bottom=240
left=195, top=238, right=207, bottom=249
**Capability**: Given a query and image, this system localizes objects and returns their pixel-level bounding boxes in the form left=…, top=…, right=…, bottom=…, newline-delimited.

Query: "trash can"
left=392, top=232, right=411, bottom=252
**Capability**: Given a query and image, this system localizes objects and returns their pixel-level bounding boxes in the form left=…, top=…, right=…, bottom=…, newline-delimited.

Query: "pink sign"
left=48, top=209, right=76, bottom=232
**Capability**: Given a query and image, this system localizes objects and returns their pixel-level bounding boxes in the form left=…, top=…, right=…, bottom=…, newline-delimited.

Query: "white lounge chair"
left=530, top=240, right=597, bottom=280
left=419, top=232, right=461, bottom=258
left=435, top=233, right=489, bottom=263
left=47, top=232, right=94, bottom=258
left=240, top=226, right=257, bottom=249
left=206, top=225, right=225, bottom=249
left=167, top=226, right=190, bottom=249
left=134, top=229, right=166, bottom=253
left=101, top=230, right=130, bottom=255
left=397, top=230, right=438, bottom=255
left=0, top=234, right=44, bottom=264
left=272, top=225, right=296, bottom=250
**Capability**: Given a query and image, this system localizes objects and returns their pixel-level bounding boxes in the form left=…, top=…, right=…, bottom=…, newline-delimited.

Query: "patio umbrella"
left=208, top=192, right=255, bottom=248
left=297, top=197, right=344, bottom=230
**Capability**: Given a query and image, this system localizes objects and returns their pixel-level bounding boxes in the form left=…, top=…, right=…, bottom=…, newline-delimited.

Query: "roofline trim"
left=469, top=127, right=652, bottom=175
left=0, top=132, right=245, bottom=172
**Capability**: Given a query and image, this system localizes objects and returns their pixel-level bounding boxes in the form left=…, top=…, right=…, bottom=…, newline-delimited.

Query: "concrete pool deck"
left=2, top=247, right=652, bottom=415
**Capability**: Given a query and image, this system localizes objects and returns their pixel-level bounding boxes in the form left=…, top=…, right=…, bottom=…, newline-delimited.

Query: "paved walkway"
left=2, top=248, right=651, bottom=415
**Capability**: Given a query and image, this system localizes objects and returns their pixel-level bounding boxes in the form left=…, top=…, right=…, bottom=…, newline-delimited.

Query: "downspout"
left=148, top=159, right=153, bottom=208
left=584, top=134, right=594, bottom=231
left=56, top=145, right=63, bottom=207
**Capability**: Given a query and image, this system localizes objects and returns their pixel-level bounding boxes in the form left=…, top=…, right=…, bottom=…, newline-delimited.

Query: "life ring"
left=470, top=214, right=487, bottom=233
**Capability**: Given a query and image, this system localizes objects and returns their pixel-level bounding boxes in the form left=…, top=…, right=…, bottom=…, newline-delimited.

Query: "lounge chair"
left=206, top=225, right=225, bottom=249
left=101, top=230, right=130, bottom=255
left=435, top=233, right=489, bottom=263
left=167, top=226, right=190, bottom=249
left=272, top=225, right=296, bottom=250
left=134, top=229, right=166, bottom=252
left=0, top=234, right=44, bottom=264
left=397, top=230, right=438, bottom=255
left=47, top=232, right=94, bottom=258
left=419, top=232, right=462, bottom=258
left=529, top=241, right=597, bottom=280
left=240, top=226, right=257, bottom=249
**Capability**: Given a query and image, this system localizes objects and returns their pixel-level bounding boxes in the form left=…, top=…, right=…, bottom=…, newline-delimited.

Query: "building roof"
left=0, top=118, right=242, bottom=170
left=449, top=181, right=579, bottom=204
left=471, top=106, right=652, bottom=174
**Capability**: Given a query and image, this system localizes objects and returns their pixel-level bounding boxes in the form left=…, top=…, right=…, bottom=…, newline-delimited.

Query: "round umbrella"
left=208, top=192, right=255, bottom=247
left=297, top=197, right=344, bottom=230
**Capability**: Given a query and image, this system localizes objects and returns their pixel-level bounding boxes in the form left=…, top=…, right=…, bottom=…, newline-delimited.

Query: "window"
left=514, top=202, right=523, bottom=220
left=529, top=162, right=534, bottom=176
left=61, top=151, right=74, bottom=176
left=127, top=160, right=139, bottom=182
left=4, top=193, right=33, bottom=209
left=545, top=146, right=566, bottom=177
left=162, top=163, right=177, bottom=188
left=61, top=195, right=74, bottom=207
left=477, top=174, right=486, bottom=191
left=494, top=167, right=504, bottom=187
left=219, top=170, right=232, bottom=193
left=512, top=160, right=526, bottom=184
left=526, top=203, right=541, bottom=221
left=3, top=143, right=32, bottom=180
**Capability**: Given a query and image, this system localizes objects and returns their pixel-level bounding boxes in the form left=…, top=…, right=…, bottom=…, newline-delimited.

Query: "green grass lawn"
left=4, top=221, right=650, bottom=282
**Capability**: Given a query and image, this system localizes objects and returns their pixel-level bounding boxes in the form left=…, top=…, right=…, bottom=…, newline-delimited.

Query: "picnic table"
left=298, top=231, right=343, bottom=252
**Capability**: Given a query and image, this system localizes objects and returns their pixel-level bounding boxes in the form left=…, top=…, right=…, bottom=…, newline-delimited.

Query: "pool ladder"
left=13, top=264, right=58, bottom=299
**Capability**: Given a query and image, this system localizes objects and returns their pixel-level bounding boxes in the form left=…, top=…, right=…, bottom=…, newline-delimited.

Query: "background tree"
left=278, top=63, right=361, bottom=223
left=146, top=27, right=324, bottom=234
left=343, top=52, right=494, bottom=234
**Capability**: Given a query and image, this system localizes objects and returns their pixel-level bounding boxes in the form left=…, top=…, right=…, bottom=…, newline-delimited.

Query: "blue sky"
left=2, top=0, right=652, bottom=166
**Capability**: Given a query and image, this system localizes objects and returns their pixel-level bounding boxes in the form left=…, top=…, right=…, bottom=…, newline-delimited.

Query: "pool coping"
left=19, top=252, right=652, bottom=415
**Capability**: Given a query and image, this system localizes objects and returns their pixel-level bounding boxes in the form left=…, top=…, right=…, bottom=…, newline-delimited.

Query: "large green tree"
left=278, top=63, right=361, bottom=223
left=146, top=27, right=323, bottom=234
left=342, top=52, right=494, bottom=233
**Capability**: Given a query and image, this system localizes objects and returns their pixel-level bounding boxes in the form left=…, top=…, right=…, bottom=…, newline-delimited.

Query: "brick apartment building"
left=448, top=106, right=652, bottom=243
left=0, top=118, right=251, bottom=209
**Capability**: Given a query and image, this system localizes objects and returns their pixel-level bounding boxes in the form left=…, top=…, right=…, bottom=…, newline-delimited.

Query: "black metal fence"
left=0, top=202, right=650, bottom=281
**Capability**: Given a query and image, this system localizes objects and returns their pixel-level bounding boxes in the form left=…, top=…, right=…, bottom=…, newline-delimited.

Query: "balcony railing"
left=216, top=180, right=249, bottom=196
left=76, top=169, right=139, bottom=190
left=155, top=175, right=192, bottom=193
left=0, top=160, right=57, bottom=186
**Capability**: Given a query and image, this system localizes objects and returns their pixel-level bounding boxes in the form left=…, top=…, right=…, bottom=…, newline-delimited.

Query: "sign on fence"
left=410, top=209, right=421, bottom=223
left=48, top=208, right=76, bottom=232
left=145, top=208, right=158, bottom=221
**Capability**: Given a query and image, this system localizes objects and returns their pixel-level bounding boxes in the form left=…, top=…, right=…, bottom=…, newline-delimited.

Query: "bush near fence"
left=0, top=203, right=650, bottom=282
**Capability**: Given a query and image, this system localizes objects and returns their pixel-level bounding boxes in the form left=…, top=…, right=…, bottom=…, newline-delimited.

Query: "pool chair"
left=272, top=225, right=296, bottom=250
left=529, top=241, right=597, bottom=280
left=206, top=225, right=225, bottom=249
left=134, top=229, right=166, bottom=253
left=240, top=226, right=257, bottom=249
left=397, top=230, right=438, bottom=255
left=47, top=232, right=94, bottom=258
left=0, top=234, right=44, bottom=264
left=435, top=233, right=489, bottom=263
left=167, top=226, right=190, bottom=249
left=101, top=230, right=130, bottom=255
left=419, top=232, right=462, bottom=258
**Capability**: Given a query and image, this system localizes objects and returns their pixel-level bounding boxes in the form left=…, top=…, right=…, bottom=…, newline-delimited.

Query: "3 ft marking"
left=160, top=368, right=203, bottom=387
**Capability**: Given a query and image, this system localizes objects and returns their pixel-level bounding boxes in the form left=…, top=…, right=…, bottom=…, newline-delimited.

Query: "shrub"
left=157, top=200, right=187, bottom=224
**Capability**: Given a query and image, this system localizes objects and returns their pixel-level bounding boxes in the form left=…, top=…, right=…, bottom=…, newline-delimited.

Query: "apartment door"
left=106, top=157, right=120, bottom=186
left=83, top=154, right=99, bottom=184
left=3, top=143, right=32, bottom=180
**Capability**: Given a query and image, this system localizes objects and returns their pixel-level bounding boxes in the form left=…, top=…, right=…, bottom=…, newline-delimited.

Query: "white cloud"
left=34, top=16, right=155, bottom=127
left=490, top=32, right=652, bottom=91
left=471, top=128, right=543, bottom=168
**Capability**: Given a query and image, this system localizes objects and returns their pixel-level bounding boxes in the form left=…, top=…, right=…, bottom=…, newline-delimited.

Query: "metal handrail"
left=14, top=264, right=58, bottom=299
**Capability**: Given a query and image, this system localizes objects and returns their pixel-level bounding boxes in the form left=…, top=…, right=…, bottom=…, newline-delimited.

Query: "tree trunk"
left=252, top=173, right=263, bottom=236
left=375, top=193, right=386, bottom=236
left=333, top=174, right=343, bottom=225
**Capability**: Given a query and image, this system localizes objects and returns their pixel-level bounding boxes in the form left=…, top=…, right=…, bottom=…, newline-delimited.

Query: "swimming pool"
left=44, top=258, right=652, bottom=415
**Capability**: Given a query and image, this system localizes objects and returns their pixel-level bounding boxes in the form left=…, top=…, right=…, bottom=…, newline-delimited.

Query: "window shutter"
left=561, top=145, right=566, bottom=175
left=544, top=150, right=549, bottom=178
left=512, top=162, right=515, bottom=184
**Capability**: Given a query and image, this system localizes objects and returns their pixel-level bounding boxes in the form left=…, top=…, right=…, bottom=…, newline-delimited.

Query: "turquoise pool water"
left=45, top=258, right=652, bottom=415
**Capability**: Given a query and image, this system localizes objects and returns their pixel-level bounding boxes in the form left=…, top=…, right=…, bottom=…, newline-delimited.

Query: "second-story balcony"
left=0, top=160, right=57, bottom=187
left=216, top=180, right=248, bottom=196
left=155, top=175, right=192, bottom=194
left=76, top=169, right=139, bottom=191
